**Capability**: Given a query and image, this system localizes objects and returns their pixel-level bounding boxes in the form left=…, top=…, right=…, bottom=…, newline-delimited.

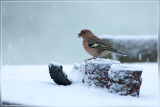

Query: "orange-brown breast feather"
left=83, top=38, right=101, bottom=57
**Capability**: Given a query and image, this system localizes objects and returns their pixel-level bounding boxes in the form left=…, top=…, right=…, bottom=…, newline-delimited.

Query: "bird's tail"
left=106, top=47, right=127, bottom=56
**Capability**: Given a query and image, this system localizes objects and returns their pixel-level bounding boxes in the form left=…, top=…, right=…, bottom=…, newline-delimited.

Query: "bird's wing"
left=89, top=43, right=127, bottom=56
left=87, top=35, right=102, bottom=44
left=104, top=47, right=127, bottom=56
left=87, top=36, right=127, bottom=56
left=87, top=35, right=111, bottom=49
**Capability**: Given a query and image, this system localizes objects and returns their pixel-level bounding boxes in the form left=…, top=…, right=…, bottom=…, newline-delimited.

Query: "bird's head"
left=78, top=29, right=93, bottom=38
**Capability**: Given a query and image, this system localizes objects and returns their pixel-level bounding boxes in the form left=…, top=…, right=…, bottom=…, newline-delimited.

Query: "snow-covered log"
left=108, top=64, right=142, bottom=96
left=82, top=58, right=143, bottom=96
left=83, top=58, right=120, bottom=88
left=48, top=62, right=72, bottom=85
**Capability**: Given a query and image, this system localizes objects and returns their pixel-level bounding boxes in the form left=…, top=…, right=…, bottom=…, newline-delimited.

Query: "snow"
left=86, top=58, right=121, bottom=64
left=84, top=58, right=120, bottom=74
left=81, top=58, right=121, bottom=88
left=67, top=63, right=84, bottom=83
left=110, top=64, right=143, bottom=71
left=1, top=63, right=158, bottom=106
left=48, top=61, right=62, bottom=68
left=108, top=64, right=143, bottom=96
left=139, top=53, right=142, bottom=60
left=108, top=64, right=142, bottom=82
left=81, top=59, right=143, bottom=96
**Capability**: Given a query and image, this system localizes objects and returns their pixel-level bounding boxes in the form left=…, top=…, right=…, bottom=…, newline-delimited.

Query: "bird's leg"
left=84, top=57, right=97, bottom=62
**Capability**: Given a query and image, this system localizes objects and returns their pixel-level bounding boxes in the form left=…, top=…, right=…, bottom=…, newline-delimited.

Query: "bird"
left=78, top=29, right=127, bottom=59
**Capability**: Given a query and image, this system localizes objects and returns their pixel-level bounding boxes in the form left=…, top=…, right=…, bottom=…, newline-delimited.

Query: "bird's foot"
left=84, top=57, right=97, bottom=62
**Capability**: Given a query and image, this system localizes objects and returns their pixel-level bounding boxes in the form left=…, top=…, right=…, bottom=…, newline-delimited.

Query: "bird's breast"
left=83, top=39, right=100, bottom=57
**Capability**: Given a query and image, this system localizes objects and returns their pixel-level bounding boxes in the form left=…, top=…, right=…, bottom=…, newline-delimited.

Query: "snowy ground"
left=1, top=62, right=159, bottom=106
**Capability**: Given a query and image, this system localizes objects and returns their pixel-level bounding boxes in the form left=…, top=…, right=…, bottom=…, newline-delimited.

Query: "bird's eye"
left=83, top=31, right=86, bottom=34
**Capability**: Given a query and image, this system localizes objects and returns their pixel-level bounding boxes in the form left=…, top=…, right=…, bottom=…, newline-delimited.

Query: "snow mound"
left=67, top=63, right=84, bottom=83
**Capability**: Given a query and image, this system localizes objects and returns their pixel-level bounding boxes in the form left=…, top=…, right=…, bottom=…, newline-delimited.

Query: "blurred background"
left=2, top=1, right=158, bottom=65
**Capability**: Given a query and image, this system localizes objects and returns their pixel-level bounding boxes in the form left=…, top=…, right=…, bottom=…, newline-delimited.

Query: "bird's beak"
left=78, top=32, right=82, bottom=38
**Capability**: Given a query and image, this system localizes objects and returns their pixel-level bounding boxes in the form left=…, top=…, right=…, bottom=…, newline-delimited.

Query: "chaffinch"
left=78, top=29, right=127, bottom=58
